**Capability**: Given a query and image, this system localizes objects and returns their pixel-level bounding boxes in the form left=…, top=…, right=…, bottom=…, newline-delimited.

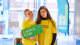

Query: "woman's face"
left=25, top=10, right=34, bottom=19
left=40, top=9, right=47, bottom=18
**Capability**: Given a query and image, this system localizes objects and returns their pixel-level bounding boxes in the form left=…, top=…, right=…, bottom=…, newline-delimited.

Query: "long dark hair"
left=36, top=6, right=55, bottom=27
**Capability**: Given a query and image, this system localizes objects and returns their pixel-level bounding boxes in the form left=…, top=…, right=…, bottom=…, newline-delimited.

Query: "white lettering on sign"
left=23, top=27, right=35, bottom=36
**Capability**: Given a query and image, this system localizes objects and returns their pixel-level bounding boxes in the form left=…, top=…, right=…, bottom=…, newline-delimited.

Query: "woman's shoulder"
left=48, top=19, right=56, bottom=25
left=21, top=19, right=28, bottom=25
left=33, top=21, right=37, bottom=25
left=48, top=19, right=55, bottom=22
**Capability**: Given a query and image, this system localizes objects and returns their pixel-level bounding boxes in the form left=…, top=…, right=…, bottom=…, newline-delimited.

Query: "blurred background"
left=0, top=0, right=75, bottom=45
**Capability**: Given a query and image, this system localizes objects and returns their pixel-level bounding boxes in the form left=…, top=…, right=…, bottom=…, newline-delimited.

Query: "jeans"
left=76, top=39, right=80, bottom=45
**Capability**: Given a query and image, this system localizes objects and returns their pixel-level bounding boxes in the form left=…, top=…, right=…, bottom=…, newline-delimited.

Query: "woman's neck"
left=28, top=18, right=33, bottom=21
left=42, top=17, right=47, bottom=20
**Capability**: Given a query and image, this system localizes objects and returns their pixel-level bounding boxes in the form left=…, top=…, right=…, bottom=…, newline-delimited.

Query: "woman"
left=36, top=6, right=57, bottom=45
left=20, top=9, right=38, bottom=45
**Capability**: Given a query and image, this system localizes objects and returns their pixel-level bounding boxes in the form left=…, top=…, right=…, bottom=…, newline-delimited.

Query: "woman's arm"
left=20, top=32, right=23, bottom=37
left=20, top=32, right=36, bottom=40
left=51, top=33, right=57, bottom=45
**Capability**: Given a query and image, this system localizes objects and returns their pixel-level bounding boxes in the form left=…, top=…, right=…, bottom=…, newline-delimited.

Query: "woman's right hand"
left=27, top=36, right=36, bottom=40
left=20, top=32, right=23, bottom=37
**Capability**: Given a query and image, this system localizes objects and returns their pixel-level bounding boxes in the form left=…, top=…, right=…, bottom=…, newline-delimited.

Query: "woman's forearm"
left=51, top=33, right=57, bottom=45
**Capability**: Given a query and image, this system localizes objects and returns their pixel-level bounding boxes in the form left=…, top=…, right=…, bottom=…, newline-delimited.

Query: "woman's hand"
left=20, top=32, right=36, bottom=40
left=20, top=32, right=23, bottom=37
left=27, top=36, right=36, bottom=40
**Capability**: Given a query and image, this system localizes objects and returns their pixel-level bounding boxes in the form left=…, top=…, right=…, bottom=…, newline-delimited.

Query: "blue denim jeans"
left=76, top=39, right=80, bottom=45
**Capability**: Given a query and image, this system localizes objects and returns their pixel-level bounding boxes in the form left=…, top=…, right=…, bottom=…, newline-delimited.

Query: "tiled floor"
left=57, top=35, right=75, bottom=45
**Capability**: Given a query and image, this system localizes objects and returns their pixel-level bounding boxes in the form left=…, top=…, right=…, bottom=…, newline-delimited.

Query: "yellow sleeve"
left=21, top=23, right=23, bottom=30
left=51, top=20, right=57, bottom=33
left=21, top=21, right=26, bottom=30
left=20, top=21, right=25, bottom=37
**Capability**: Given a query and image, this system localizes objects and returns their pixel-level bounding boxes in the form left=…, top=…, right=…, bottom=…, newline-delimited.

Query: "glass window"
left=69, top=11, right=74, bottom=35
left=0, top=0, right=1, bottom=1
left=15, top=0, right=22, bottom=2
left=71, top=0, right=75, bottom=3
left=24, top=0, right=34, bottom=3
left=50, top=12, right=57, bottom=22
left=0, top=3, right=2, bottom=6
left=47, top=0, right=57, bottom=3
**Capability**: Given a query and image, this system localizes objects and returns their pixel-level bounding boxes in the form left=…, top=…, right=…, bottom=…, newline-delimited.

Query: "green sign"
left=21, top=24, right=43, bottom=39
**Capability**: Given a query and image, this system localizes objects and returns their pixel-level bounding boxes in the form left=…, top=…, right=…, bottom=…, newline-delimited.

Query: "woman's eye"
left=40, top=12, right=42, bottom=13
left=43, top=11, right=45, bottom=12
